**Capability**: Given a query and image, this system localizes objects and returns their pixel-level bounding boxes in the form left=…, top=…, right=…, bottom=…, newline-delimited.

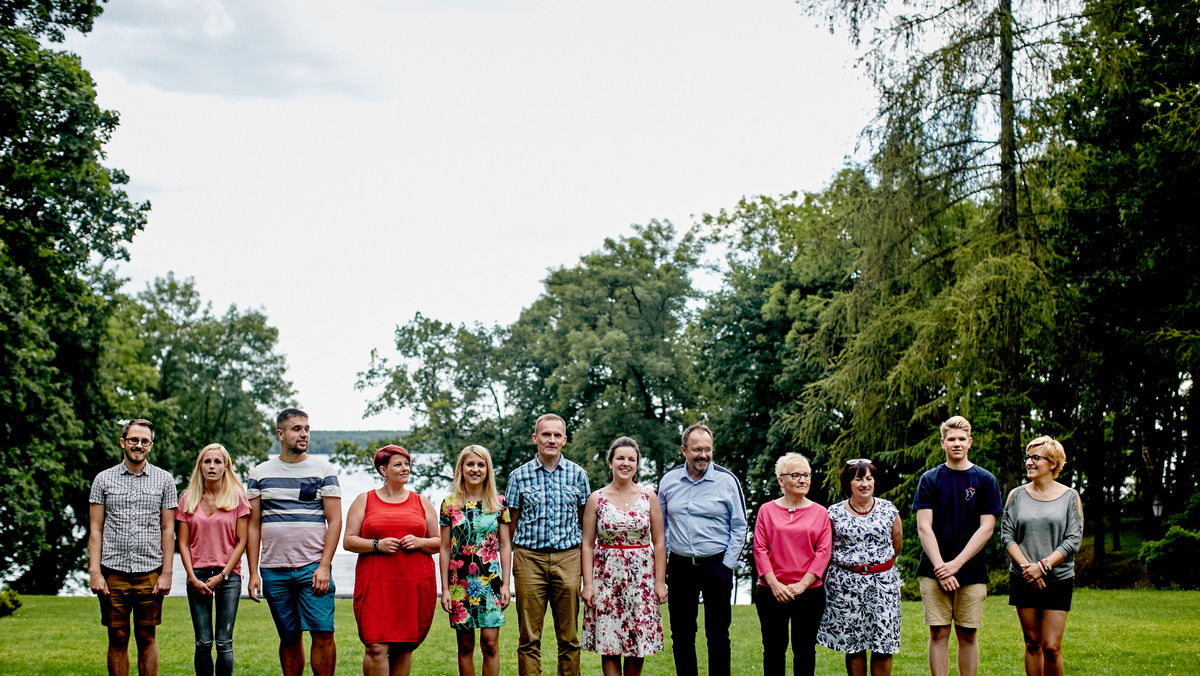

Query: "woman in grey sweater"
left=1001, top=436, right=1083, bottom=676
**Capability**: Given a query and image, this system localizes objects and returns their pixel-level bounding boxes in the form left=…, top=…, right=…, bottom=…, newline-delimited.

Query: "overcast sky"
left=63, top=0, right=874, bottom=432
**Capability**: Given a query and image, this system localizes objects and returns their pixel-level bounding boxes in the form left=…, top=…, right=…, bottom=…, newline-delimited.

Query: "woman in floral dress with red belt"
left=581, top=436, right=668, bottom=676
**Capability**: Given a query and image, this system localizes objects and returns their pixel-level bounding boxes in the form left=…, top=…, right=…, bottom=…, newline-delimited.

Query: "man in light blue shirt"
left=658, top=423, right=747, bottom=676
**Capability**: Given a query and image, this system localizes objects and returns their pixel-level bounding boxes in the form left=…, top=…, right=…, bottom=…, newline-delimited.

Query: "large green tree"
left=358, top=222, right=702, bottom=488
left=1047, top=0, right=1200, bottom=544
left=796, top=0, right=1076, bottom=490
left=1, top=0, right=148, bottom=593
left=120, top=273, right=296, bottom=478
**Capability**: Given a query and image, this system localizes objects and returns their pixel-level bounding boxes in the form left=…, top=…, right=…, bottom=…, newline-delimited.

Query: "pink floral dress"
left=581, top=490, right=663, bottom=657
left=439, top=496, right=511, bottom=629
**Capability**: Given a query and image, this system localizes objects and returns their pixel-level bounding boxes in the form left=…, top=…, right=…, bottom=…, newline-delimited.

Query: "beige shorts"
left=919, top=577, right=987, bottom=628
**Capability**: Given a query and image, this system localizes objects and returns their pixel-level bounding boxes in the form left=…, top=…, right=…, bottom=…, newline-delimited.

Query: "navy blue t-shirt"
left=912, top=463, right=1003, bottom=585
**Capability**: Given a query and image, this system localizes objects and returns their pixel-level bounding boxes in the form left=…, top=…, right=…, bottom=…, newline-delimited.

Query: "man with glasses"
left=658, top=423, right=747, bottom=676
left=247, top=408, right=342, bottom=676
left=89, top=418, right=178, bottom=676
left=913, top=415, right=1002, bottom=676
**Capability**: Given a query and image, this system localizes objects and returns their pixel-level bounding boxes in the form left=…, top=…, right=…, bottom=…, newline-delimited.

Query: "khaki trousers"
left=513, top=547, right=581, bottom=676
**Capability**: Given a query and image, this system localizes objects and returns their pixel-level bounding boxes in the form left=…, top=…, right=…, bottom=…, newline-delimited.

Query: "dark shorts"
left=99, top=568, right=163, bottom=628
left=1008, top=572, right=1073, bottom=612
left=261, top=562, right=336, bottom=640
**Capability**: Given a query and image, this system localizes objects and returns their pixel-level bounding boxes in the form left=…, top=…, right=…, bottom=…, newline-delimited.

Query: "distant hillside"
left=270, top=430, right=407, bottom=455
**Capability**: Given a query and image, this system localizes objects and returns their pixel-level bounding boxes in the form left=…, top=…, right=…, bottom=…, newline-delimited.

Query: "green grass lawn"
left=2, top=590, right=1198, bottom=674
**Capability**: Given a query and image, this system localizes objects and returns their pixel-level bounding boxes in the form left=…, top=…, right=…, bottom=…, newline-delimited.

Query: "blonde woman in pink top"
left=753, top=452, right=832, bottom=676
left=177, top=443, right=250, bottom=676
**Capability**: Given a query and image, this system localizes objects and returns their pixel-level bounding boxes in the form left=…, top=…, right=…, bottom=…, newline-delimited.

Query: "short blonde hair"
left=774, top=452, right=810, bottom=477
left=1026, top=436, right=1067, bottom=479
left=940, top=416, right=972, bottom=438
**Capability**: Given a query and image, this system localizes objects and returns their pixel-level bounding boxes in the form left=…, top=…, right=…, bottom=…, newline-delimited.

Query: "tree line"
left=346, top=0, right=1199, bottom=575
left=4, top=0, right=1197, bottom=593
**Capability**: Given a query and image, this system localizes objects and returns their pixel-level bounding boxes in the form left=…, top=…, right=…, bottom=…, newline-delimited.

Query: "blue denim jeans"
left=186, top=567, right=241, bottom=676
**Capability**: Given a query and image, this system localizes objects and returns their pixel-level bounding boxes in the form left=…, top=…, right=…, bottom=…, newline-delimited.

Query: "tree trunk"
left=1087, top=418, right=1106, bottom=567
left=996, top=0, right=1024, bottom=490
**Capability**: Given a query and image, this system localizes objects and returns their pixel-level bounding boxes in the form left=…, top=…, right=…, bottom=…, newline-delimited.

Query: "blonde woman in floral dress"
left=439, top=445, right=512, bottom=676
left=581, top=436, right=668, bottom=676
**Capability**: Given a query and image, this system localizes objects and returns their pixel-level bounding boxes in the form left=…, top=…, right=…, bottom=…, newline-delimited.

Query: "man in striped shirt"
left=247, top=408, right=342, bottom=676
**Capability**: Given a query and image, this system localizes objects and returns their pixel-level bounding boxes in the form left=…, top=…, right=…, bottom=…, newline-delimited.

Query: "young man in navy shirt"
left=913, top=416, right=1002, bottom=676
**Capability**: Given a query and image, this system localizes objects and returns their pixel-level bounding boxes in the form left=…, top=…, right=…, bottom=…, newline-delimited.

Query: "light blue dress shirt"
left=658, top=462, right=748, bottom=570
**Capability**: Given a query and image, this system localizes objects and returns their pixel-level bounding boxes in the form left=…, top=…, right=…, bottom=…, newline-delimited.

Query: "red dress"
left=353, top=489, right=436, bottom=645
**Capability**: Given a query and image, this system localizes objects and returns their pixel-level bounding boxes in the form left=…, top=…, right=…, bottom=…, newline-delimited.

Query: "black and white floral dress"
left=816, top=498, right=902, bottom=655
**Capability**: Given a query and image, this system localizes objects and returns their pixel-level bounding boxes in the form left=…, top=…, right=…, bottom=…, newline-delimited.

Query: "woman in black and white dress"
left=816, top=460, right=903, bottom=676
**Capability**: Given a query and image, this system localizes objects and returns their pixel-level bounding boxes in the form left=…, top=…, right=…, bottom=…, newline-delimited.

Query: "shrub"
left=1167, top=494, right=1200, bottom=530
left=1139, top=526, right=1200, bottom=589
left=0, top=587, right=21, bottom=618
left=988, top=566, right=1011, bottom=595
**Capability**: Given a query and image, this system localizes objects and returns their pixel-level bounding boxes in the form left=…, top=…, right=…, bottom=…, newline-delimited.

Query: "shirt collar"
left=119, top=461, right=150, bottom=476
left=683, top=464, right=714, bottom=485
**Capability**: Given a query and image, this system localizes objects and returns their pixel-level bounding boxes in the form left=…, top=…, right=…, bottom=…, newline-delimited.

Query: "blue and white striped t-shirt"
left=246, top=456, right=341, bottom=568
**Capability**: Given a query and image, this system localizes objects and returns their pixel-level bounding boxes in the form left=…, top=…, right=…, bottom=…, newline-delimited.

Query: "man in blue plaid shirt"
left=505, top=414, right=591, bottom=676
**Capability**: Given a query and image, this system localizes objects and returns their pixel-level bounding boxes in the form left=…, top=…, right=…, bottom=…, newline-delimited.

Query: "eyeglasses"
left=124, top=438, right=154, bottom=447
left=1026, top=454, right=1048, bottom=463
left=781, top=472, right=811, bottom=481
left=845, top=459, right=871, bottom=465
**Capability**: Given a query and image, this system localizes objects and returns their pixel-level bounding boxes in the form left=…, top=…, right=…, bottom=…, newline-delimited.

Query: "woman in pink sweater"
left=753, top=452, right=832, bottom=676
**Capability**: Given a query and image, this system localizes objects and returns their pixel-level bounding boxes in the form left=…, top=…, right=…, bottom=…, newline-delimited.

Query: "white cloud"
left=64, top=0, right=875, bottom=430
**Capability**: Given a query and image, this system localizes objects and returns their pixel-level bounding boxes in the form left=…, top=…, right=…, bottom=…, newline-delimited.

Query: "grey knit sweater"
left=1000, top=486, right=1083, bottom=581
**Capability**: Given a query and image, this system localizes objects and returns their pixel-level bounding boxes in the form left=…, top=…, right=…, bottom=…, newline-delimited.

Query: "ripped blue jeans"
left=186, top=567, right=241, bottom=676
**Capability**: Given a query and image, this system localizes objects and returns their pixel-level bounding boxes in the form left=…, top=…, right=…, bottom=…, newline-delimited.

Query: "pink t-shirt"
left=176, top=491, right=250, bottom=575
left=753, top=500, right=832, bottom=587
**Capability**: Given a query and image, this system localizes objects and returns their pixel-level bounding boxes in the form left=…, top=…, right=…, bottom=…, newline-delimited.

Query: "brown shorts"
left=99, top=569, right=163, bottom=628
left=919, top=576, right=987, bottom=628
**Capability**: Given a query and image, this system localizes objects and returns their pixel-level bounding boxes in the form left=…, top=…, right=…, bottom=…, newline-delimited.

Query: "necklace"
left=779, top=497, right=808, bottom=520
left=849, top=497, right=875, bottom=515
left=608, top=487, right=640, bottom=512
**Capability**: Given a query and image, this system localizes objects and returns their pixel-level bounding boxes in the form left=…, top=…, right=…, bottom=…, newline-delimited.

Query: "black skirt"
left=1008, top=571, right=1074, bottom=611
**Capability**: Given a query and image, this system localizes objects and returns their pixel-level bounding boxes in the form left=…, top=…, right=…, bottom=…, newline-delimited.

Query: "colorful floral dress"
left=816, top=498, right=902, bottom=655
left=439, top=496, right=511, bottom=629
left=581, top=490, right=663, bottom=657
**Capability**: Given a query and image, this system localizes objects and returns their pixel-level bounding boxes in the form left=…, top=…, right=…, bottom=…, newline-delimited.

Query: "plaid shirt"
left=505, top=456, right=590, bottom=550
left=89, top=462, right=177, bottom=573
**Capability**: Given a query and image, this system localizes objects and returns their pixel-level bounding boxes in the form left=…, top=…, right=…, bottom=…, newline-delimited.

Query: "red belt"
left=597, top=542, right=651, bottom=549
left=838, top=557, right=894, bottom=575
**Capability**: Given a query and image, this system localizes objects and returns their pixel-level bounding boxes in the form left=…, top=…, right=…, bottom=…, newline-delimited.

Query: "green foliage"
left=0, top=586, right=19, bottom=618
left=1, top=17, right=148, bottom=594
left=109, top=273, right=296, bottom=479
left=357, top=313, right=524, bottom=488
left=360, top=221, right=702, bottom=489
left=1139, top=527, right=1200, bottom=589
left=524, top=220, right=701, bottom=482
left=0, top=1, right=105, bottom=42
left=692, top=184, right=857, bottom=515
left=1046, top=0, right=1200, bottom=516
left=1167, top=494, right=1200, bottom=531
